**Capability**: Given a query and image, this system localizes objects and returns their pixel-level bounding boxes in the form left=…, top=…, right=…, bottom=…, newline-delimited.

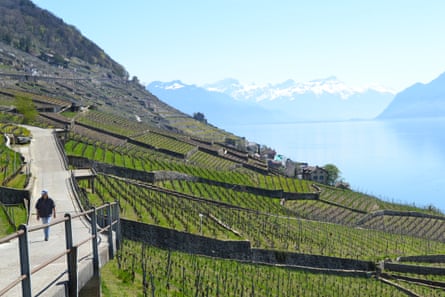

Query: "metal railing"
left=53, top=129, right=69, bottom=170
left=0, top=202, right=120, bottom=297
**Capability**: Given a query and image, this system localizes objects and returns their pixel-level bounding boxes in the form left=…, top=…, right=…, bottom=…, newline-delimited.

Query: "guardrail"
left=0, top=202, right=120, bottom=297
left=53, top=129, right=69, bottom=170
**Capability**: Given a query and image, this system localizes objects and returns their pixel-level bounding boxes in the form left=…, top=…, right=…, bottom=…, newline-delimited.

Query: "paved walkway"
left=0, top=126, right=100, bottom=297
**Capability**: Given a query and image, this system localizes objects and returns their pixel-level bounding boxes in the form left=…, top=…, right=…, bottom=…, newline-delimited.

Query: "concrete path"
left=0, top=126, right=101, bottom=297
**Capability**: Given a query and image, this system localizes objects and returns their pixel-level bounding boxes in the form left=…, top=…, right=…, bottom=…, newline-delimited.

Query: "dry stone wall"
left=0, top=186, right=29, bottom=204
left=397, top=255, right=445, bottom=263
left=68, top=157, right=319, bottom=200
left=121, top=219, right=251, bottom=260
left=383, top=262, right=445, bottom=275
left=121, top=219, right=374, bottom=272
left=251, top=249, right=374, bottom=271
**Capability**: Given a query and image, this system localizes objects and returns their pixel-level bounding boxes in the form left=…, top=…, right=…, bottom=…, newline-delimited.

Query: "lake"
left=224, top=117, right=445, bottom=212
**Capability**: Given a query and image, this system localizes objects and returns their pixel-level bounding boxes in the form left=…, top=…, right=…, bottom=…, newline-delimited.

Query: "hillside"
left=53, top=111, right=445, bottom=296
left=378, top=72, right=445, bottom=119
left=0, top=0, right=125, bottom=76
left=1, top=1, right=445, bottom=296
left=0, top=0, right=241, bottom=143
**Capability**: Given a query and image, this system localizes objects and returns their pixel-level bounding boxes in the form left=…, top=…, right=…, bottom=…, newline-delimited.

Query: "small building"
left=284, top=159, right=297, bottom=178
left=246, top=141, right=260, bottom=155
left=302, top=166, right=329, bottom=184
left=261, top=148, right=276, bottom=160
left=268, top=159, right=283, bottom=171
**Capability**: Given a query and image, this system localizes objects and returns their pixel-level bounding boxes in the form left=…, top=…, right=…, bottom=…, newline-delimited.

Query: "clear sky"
left=32, top=0, right=445, bottom=91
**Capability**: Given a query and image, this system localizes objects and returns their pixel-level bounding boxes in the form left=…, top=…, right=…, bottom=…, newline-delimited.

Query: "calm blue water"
left=225, top=118, right=445, bottom=212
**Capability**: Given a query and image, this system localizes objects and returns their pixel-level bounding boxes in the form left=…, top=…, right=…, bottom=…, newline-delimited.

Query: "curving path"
left=0, top=126, right=109, bottom=297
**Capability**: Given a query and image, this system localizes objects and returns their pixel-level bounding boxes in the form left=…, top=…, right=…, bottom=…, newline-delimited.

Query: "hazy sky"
left=32, top=0, right=445, bottom=91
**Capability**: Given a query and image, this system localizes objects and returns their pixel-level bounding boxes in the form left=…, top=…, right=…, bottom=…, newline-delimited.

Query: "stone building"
left=302, top=166, right=329, bottom=184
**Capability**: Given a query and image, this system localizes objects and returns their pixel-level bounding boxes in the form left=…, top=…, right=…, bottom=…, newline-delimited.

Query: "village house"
left=302, top=166, right=329, bottom=184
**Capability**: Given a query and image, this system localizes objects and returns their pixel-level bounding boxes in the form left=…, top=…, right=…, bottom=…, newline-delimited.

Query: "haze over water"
left=225, top=117, right=445, bottom=212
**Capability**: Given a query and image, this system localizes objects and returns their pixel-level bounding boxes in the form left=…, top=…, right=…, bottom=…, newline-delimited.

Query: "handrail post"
left=18, top=224, right=32, bottom=297
left=113, top=202, right=121, bottom=250
left=64, top=213, right=78, bottom=297
left=91, top=207, right=100, bottom=276
left=107, top=203, right=114, bottom=259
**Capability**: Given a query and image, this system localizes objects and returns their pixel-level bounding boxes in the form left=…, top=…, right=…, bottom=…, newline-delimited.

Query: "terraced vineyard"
left=317, top=184, right=436, bottom=213
left=64, top=133, right=315, bottom=189
left=74, top=109, right=237, bottom=143
left=0, top=124, right=29, bottom=186
left=0, top=123, right=30, bottom=234
left=0, top=35, right=443, bottom=294
left=285, top=199, right=365, bottom=225
left=75, top=110, right=148, bottom=137
left=101, top=240, right=409, bottom=297
left=38, top=108, right=445, bottom=296
left=133, top=131, right=196, bottom=156
left=1, top=89, right=71, bottom=109
left=81, top=174, right=445, bottom=260
left=359, top=215, right=445, bottom=242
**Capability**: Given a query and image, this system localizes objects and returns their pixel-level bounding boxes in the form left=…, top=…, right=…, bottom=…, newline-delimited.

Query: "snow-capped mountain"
left=147, top=77, right=395, bottom=125
left=147, top=80, right=272, bottom=126
left=205, top=77, right=394, bottom=101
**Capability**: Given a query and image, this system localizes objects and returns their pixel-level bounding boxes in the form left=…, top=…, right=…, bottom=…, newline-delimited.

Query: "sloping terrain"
left=2, top=107, right=445, bottom=295
left=0, top=0, right=243, bottom=143
left=1, top=1, right=445, bottom=295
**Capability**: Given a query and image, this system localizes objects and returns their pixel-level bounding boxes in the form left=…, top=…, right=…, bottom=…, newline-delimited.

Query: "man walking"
left=35, top=189, right=56, bottom=241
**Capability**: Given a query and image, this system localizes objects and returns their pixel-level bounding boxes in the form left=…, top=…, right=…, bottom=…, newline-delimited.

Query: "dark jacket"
left=35, top=197, right=55, bottom=217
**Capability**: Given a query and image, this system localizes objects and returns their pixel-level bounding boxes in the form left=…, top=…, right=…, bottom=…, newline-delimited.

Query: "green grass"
left=61, top=111, right=78, bottom=118
left=0, top=207, right=15, bottom=237
left=6, top=205, right=27, bottom=229
left=0, top=124, right=30, bottom=235
left=5, top=173, right=27, bottom=189
left=0, top=203, right=26, bottom=235
left=0, top=145, right=25, bottom=187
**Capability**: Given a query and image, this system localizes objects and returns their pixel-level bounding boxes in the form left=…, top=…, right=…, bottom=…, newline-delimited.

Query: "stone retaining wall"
left=356, top=210, right=445, bottom=226
left=198, top=177, right=318, bottom=200
left=68, top=156, right=155, bottom=182
left=121, top=219, right=374, bottom=272
left=75, top=122, right=188, bottom=159
left=283, top=192, right=319, bottom=200
left=121, top=219, right=252, bottom=260
left=397, top=255, right=445, bottom=263
left=383, top=262, right=445, bottom=275
left=198, top=177, right=284, bottom=198
left=151, top=170, right=198, bottom=182
left=67, top=157, right=318, bottom=200
left=251, top=249, right=374, bottom=271
left=0, top=186, right=29, bottom=205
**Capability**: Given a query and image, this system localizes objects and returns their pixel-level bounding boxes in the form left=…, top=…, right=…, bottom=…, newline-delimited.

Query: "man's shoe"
left=45, top=237, right=48, bottom=241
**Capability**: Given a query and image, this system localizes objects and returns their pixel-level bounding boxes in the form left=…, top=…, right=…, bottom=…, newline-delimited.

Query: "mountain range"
left=148, top=78, right=395, bottom=126
left=2, top=0, right=445, bottom=140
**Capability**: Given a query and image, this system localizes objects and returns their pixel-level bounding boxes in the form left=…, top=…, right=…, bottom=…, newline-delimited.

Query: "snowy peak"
left=204, top=77, right=395, bottom=101
left=147, top=77, right=395, bottom=123
left=148, top=80, right=187, bottom=90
